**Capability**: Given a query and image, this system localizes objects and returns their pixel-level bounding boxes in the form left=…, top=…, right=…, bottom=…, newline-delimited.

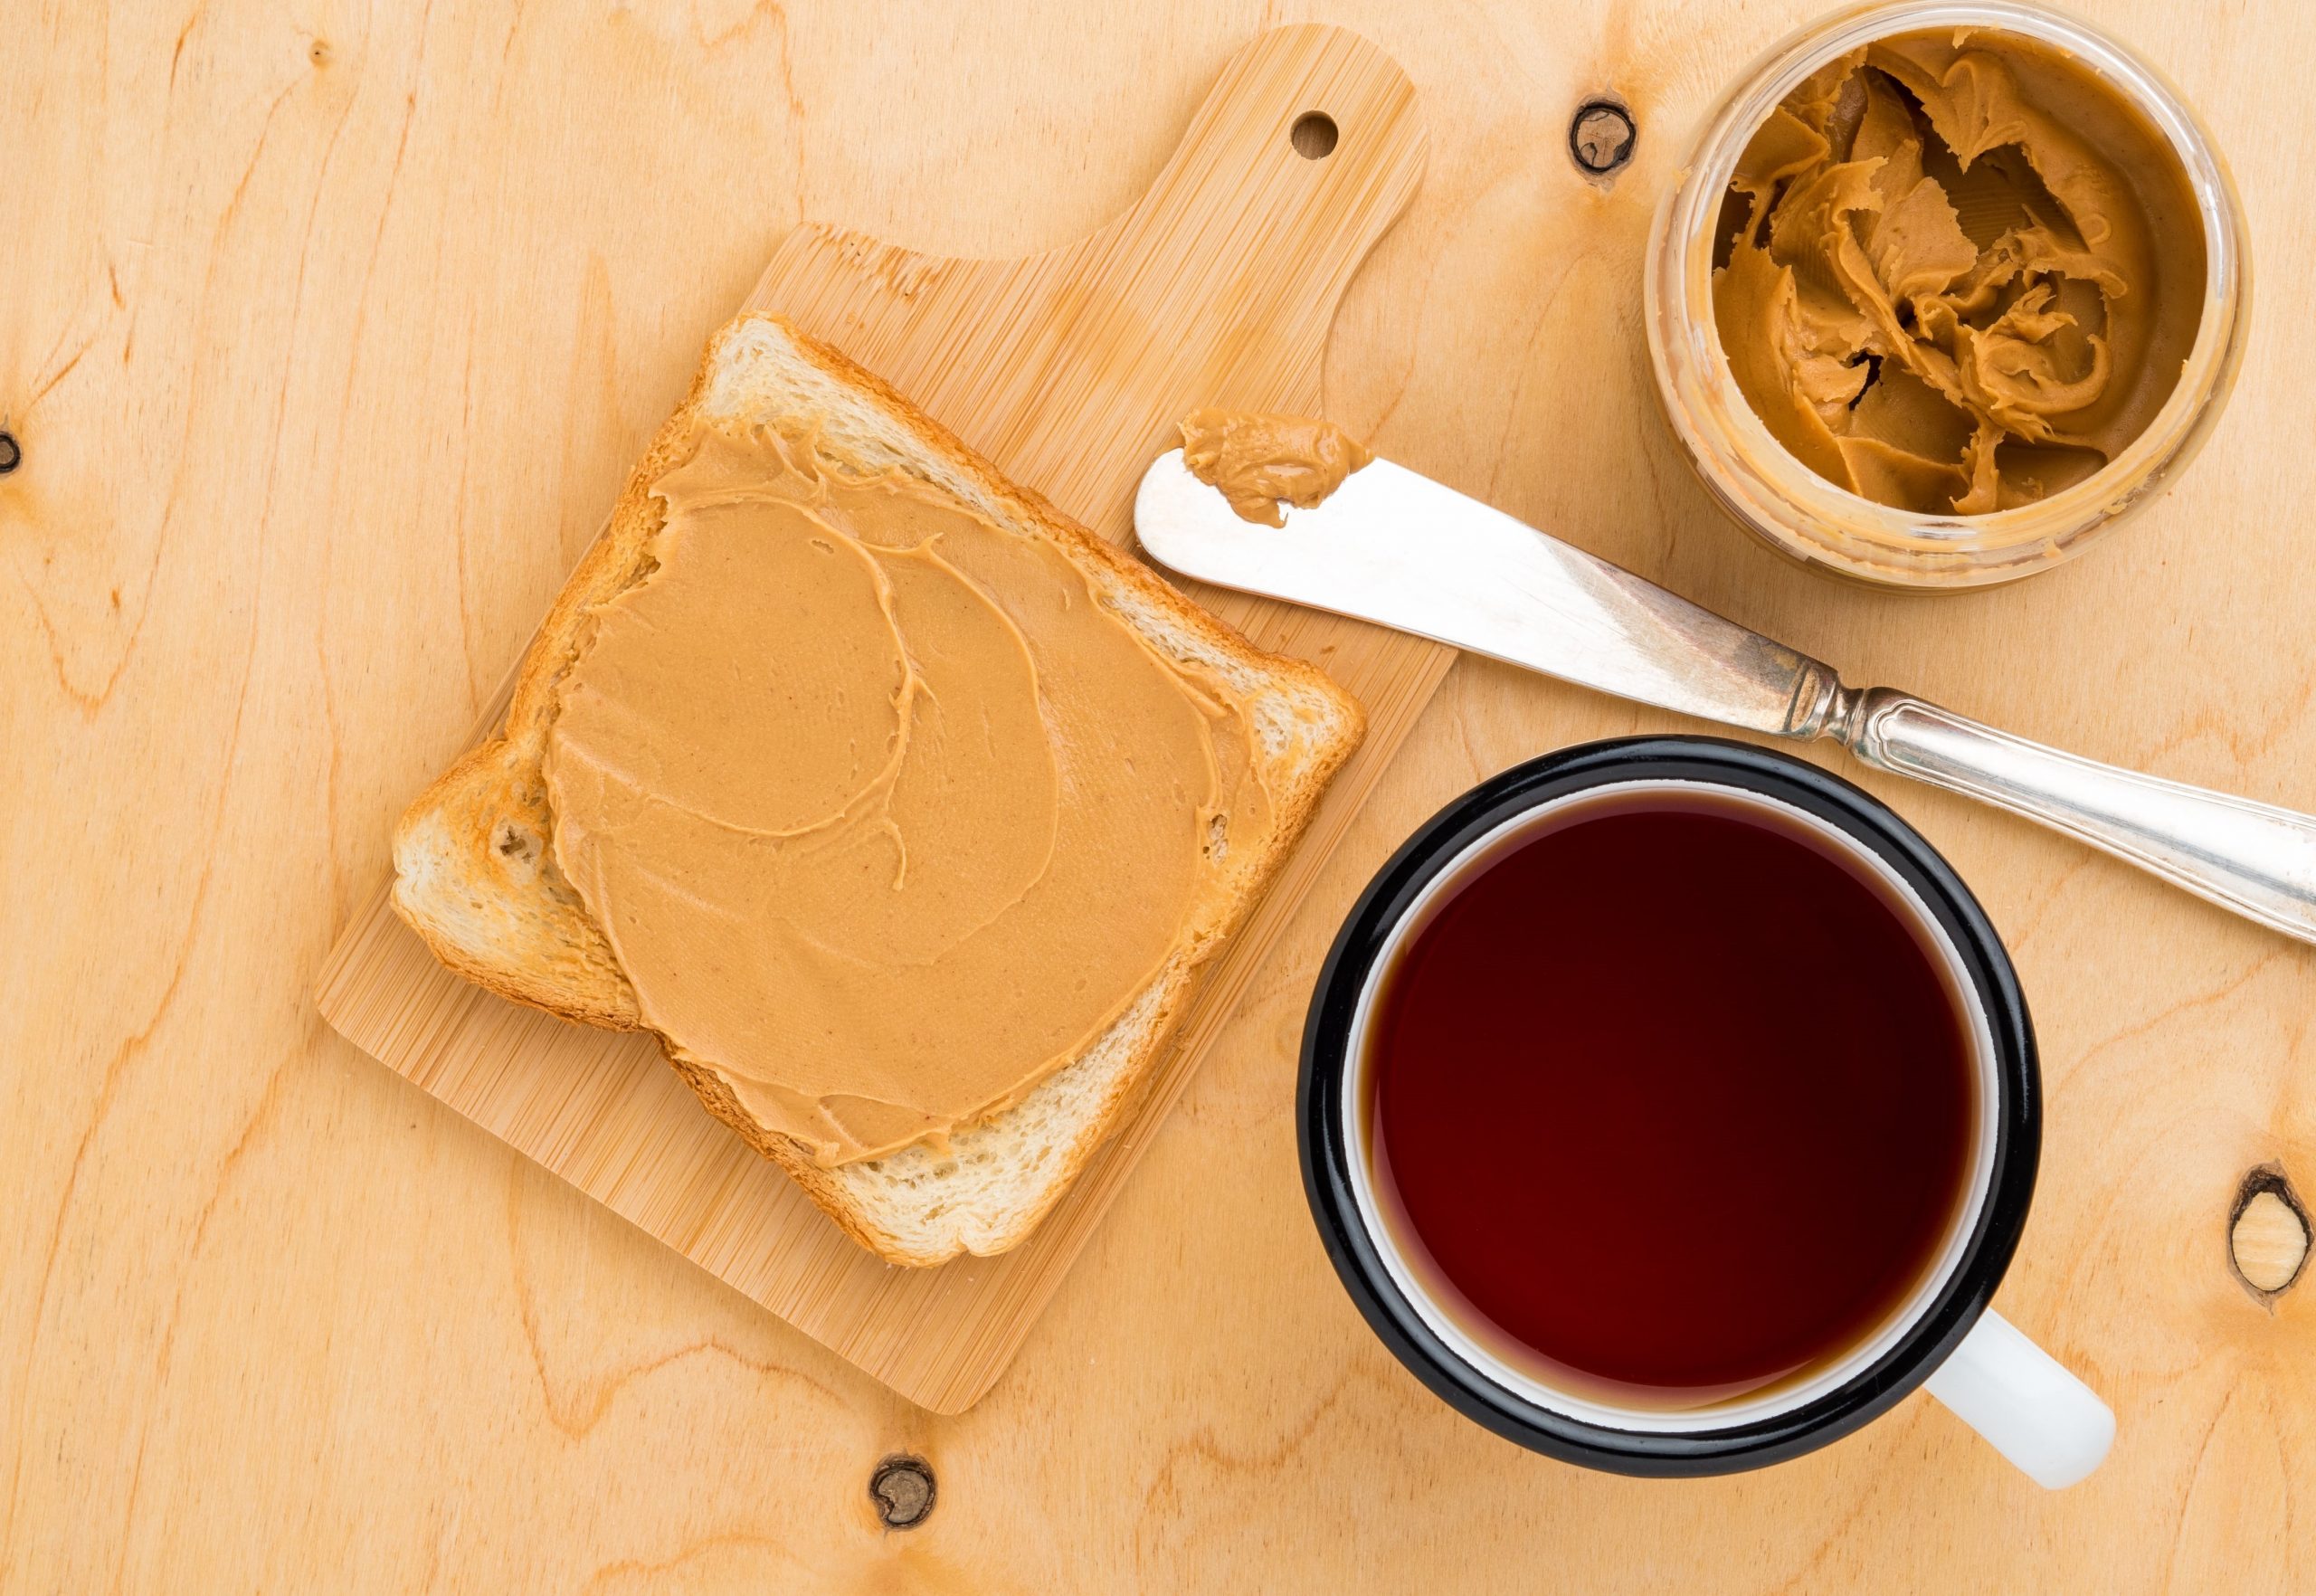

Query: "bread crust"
left=390, top=312, right=1364, bottom=1265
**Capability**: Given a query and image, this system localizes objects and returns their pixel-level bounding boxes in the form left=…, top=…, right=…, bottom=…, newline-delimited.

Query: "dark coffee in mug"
left=1361, top=784, right=1980, bottom=1411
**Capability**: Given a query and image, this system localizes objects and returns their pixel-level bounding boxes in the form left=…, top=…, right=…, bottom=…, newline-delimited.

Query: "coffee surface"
left=1367, top=790, right=1976, bottom=1410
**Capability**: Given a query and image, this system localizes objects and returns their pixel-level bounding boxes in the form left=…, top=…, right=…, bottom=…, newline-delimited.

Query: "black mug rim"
left=1297, top=736, right=2039, bottom=1477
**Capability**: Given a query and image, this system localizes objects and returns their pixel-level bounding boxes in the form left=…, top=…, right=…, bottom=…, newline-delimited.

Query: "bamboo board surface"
left=313, top=24, right=1439, bottom=1412
left=7, top=1, right=2314, bottom=1589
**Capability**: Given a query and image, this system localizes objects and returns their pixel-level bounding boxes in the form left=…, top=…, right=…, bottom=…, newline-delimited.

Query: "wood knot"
left=1569, top=99, right=1637, bottom=179
left=0, top=431, right=20, bottom=476
left=2229, top=1164, right=2310, bottom=1304
left=868, top=1454, right=935, bottom=1530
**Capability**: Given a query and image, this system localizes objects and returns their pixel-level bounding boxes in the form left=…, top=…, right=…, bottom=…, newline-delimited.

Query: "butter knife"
left=1134, top=450, right=2316, bottom=946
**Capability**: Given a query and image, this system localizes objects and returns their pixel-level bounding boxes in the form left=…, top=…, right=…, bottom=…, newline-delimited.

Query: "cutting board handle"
left=754, top=24, right=1427, bottom=543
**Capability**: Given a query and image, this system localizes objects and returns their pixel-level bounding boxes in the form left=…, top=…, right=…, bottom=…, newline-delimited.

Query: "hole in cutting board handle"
left=1291, top=111, right=1339, bottom=159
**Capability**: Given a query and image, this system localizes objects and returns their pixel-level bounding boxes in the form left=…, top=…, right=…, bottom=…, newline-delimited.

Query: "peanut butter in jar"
left=1647, top=3, right=2248, bottom=590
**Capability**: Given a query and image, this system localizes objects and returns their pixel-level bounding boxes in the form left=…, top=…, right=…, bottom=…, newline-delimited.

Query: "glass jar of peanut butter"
left=1646, top=0, right=2248, bottom=589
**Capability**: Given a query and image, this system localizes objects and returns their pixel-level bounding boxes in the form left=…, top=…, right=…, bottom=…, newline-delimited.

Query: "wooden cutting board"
left=313, top=24, right=1443, bottom=1413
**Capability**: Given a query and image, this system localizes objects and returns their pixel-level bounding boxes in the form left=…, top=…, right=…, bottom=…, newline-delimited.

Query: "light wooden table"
left=5, top=1, right=2311, bottom=1588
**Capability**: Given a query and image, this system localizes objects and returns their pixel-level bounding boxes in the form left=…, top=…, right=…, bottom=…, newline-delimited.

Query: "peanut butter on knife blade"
left=1179, top=409, right=1373, bottom=526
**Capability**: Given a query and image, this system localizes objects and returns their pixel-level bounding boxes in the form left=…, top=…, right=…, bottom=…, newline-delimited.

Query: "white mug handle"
left=1922, top=1308, right=2114, bottom=1488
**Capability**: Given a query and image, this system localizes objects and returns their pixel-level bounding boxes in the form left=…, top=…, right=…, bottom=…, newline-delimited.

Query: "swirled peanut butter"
left=544, top=423, right=1278, bottom=1165
left=1180, top=409, right=1373, bottom=526
left=1713, top=30, right=2206, bottom=514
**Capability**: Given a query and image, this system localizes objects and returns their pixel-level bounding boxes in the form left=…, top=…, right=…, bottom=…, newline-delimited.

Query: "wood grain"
left=314, top=22, right=1437, bottom=1413
left=6, top=0, right=2314, bottom=1589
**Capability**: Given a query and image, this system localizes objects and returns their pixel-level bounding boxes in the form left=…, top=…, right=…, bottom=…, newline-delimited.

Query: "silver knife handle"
left=1828, top=687, right=2316, bottom=945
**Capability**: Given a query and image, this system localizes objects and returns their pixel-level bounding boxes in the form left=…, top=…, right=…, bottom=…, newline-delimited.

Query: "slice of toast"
left=391, top=313, right=1363, bottom=1266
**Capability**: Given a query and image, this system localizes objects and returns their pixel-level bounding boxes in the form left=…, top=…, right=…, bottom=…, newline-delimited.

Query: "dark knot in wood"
left=2229, top=1164, right=2311, bottom=1305
left=1570, top=100, right=1637, bottom=176
left=869, top=1454, right=935, bottom=1530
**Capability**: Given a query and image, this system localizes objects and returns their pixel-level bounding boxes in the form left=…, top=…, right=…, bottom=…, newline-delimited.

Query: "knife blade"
left=1133, top=449, right=1844, bottom=739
